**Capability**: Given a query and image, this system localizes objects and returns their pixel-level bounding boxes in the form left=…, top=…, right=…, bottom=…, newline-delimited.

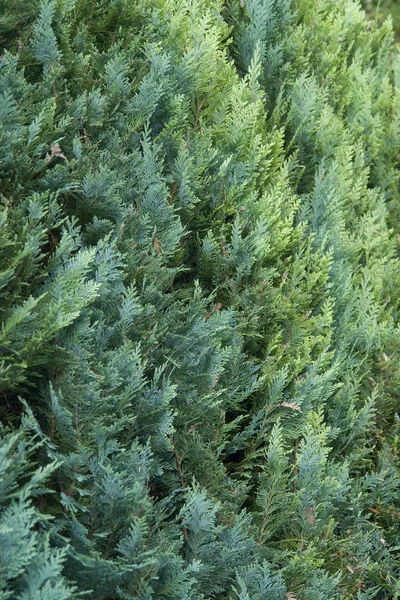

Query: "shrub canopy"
left=1, top=0, right=400, bottom=598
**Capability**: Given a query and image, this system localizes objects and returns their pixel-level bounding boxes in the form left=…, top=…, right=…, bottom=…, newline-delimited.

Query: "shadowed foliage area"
left=363, top=0, right=400, bottom=38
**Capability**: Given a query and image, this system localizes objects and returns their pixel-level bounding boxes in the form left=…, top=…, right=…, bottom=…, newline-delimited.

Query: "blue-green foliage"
left=1, top=0, right=400, bottom=598
left=0, top=418, right=75, bottom=599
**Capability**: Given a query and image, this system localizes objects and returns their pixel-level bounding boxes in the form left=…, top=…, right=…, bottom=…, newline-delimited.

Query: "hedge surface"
left=1, top=1, right=400, bottom=599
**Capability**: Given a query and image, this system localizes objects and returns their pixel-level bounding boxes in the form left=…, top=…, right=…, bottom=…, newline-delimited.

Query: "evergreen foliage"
left=1, top=0, right=400, bottom=598
left=363, top=0, right=400, bottom=40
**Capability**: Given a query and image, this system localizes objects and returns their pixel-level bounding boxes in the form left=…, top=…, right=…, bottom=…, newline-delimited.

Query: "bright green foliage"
left=1, top=0, right=400, bottom=598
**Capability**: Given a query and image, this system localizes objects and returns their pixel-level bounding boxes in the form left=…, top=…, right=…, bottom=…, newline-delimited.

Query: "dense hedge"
left=1, top=1, right=400, bottom=598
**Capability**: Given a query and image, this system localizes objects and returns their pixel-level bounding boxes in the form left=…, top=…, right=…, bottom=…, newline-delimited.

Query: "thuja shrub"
left=1, top=0, right=400, bottom=598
